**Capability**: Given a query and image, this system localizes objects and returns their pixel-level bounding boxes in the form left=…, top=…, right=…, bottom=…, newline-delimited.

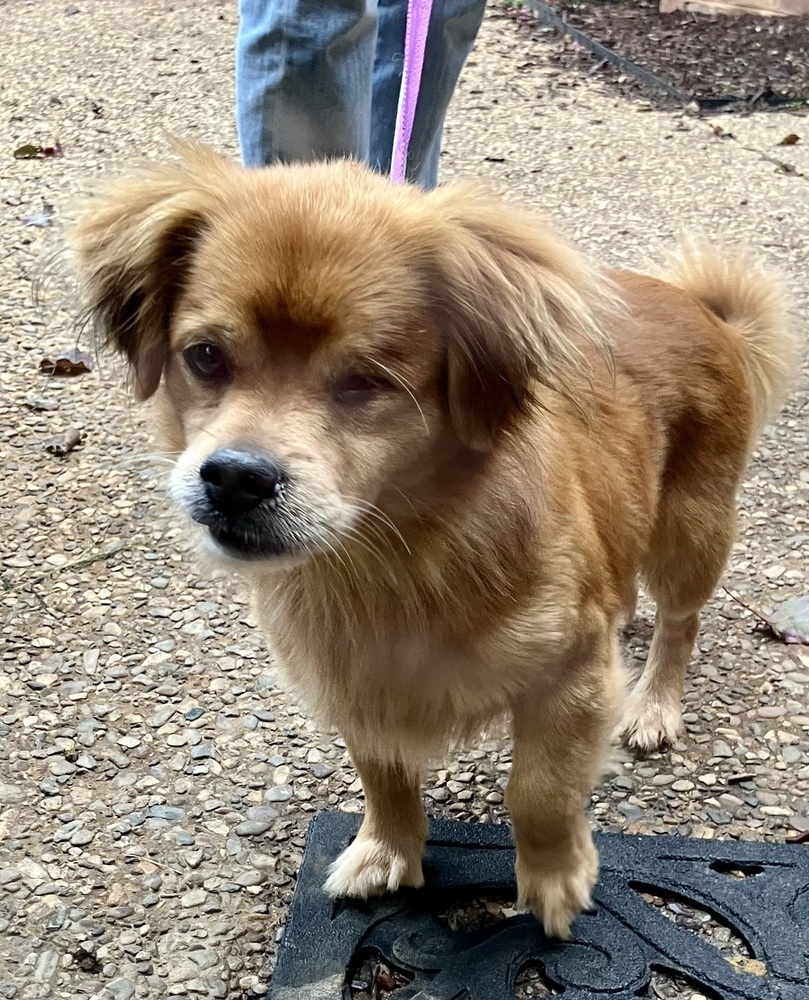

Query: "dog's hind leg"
left=622, top=480, right=738, bottom=753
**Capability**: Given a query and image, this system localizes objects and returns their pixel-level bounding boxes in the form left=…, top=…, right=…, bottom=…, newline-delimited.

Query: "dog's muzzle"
left=191, top=446, right=291, bottom=558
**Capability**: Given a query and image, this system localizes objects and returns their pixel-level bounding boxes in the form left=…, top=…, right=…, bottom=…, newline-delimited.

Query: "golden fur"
left=71, top=146, right=800, bottom=938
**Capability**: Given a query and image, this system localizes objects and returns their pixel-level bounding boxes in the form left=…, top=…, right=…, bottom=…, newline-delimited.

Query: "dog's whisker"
left=347, top=510, right=400, bottom=549
left=337, top=522, right=391, bottom=568
left=115, top=452, right=178, bottom=471
left=312, top=527, right=352, bottom=577
left=343, top=516, right=401, bottom=561
left=342, top=496, right=411, bottom=555
left=369, top=358, right=429, bottom=437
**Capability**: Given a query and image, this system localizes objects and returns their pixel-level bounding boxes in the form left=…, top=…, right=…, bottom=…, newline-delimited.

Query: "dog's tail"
left=659, top=237, right=802, bottom=436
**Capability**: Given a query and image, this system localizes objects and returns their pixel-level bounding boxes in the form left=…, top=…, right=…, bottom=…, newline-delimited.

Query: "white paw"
left=323, top=835, right=424, bottom=899
left=516, top=833, right=598, bottom=940
left=620, top=691, right=682, bottom=752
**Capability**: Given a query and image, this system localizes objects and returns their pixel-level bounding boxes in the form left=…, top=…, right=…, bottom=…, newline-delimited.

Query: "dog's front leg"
left=324, top=743, right=428, bottom=899
left=506, top=633, right=623, bottom=939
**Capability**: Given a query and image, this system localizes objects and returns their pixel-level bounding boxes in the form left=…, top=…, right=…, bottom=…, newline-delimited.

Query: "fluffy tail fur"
left=659, top=237, right=802, bottom=436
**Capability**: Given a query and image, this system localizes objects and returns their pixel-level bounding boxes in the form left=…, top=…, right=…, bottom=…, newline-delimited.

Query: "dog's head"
left=71, top=146, right=611, bottom=567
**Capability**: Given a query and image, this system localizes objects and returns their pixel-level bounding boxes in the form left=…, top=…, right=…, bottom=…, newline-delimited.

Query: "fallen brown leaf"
left=40, top=348, right=94, bottom=376
left=778, top=133, right=800, bottom=146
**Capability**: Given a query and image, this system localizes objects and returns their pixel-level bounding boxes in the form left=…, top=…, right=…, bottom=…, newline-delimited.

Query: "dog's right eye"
left=183, top=343, right=232, bottom=384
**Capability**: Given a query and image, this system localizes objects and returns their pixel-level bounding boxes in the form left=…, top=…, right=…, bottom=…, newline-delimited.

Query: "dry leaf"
left=778, top=133, right=800, bottom=146
left=726, top=956, right=766, bottom=977
left=13, top=144, right=40, bottom=160
left=44, top=429, right=83, bottom=457
left=13, top=142, right=64, bottom=160
left=40, top=348, right=94, bottom=376
left=24, top=397, right=60, bottom=412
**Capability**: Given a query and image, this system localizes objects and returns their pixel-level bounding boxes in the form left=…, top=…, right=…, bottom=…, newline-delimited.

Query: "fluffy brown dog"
left=72, top=146, right=799, bottom=938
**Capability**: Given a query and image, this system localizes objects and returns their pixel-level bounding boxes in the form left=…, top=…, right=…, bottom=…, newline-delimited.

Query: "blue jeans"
left=236, top=0, right=486, bottom=189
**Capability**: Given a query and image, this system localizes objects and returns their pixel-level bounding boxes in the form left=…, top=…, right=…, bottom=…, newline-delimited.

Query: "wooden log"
left=660, top=0, right=809, bottom=16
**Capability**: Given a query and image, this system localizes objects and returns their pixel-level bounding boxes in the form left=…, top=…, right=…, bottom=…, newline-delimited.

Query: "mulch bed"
left=515, top=0, right=809, bottom=108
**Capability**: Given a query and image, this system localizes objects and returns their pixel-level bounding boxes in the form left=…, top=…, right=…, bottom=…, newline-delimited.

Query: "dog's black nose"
left=199, top=448, right=284, bottom=517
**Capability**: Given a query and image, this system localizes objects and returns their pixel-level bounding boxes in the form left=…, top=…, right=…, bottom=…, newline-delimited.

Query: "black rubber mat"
left=270, top=811, right=809, bottom=1000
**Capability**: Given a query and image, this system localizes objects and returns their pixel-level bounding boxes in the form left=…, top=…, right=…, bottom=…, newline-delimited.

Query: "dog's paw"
left=620, top=693, right=682, bottom=752
left=516, top=833, right=598, bottom=940
left=323, top=835, right=424, bottom=899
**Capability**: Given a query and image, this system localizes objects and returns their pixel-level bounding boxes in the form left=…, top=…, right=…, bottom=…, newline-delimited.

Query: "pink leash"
left=390, top=0, right=433, bottom=184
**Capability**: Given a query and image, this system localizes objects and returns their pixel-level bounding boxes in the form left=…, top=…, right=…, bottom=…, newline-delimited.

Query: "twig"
left=722, top=586, right=768, bottom=622
left=124, top=852, right=185, bottom=877
left=711, top=129, right=806, bottom=181
left=3, top=540, right=130, bottom=595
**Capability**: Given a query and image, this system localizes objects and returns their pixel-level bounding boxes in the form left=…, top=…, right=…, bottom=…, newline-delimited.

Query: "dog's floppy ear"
left=70, top=146, right=228, bottom=400
left=425, top=184, right=614, bottom=451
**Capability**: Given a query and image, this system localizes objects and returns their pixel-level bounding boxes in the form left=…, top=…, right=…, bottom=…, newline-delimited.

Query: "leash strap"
left=390, top=0, right=433, bottom=183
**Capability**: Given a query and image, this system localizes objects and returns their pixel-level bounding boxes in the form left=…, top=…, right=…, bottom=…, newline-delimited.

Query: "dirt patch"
left=515, top=0, right=809, bottom=107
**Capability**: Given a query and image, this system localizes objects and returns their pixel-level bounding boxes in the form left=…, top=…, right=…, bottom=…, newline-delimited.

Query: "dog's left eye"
left=332, top=373, right=392, bottom=406
left=184, top=342, right=232, bottom=384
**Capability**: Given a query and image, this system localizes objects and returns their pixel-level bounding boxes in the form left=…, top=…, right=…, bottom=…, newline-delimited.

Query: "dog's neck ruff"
left=390, top=0, right=433, bottom=184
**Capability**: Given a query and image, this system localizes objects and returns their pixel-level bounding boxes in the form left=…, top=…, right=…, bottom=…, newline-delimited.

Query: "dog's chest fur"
left=251, top=561, right=575, bottom=759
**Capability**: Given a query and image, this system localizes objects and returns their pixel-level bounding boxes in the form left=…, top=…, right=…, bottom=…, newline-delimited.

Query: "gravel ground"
left=1, top=2, right=808, bottom=998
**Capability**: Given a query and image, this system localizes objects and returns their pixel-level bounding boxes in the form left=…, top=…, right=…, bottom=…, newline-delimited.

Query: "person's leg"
left=236, top=0, right=379, bottom=167
left=371, top=0, right=486, bottom=189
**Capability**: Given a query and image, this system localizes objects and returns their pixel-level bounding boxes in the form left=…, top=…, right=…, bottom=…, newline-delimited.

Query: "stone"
left=0, top=869, right=21, bottom=887
left=104, top=979, right=135, bottom=1000
left=235, top=870, right=265, bottom=887
left=0, top=784, right=23, bottom=804
left=234, top=820, right=273, bottom=837
left=671, top=780, right=695, bottom=792
left=148, top=805, right=184, bottom=822
left=180, top=888, right=207, bottom=908
left=33, top=950, right=59, bottom=984
left=245, top=806, right=279, bottom=825
left=49, top=758, right=77, bottom=776
left=265, top=784, right=293, bottom=803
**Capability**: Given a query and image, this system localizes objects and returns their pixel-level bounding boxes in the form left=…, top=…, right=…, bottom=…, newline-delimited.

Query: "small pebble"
left=234, top=820, right=273, bottom=837
left=265, top=784, right=293, bottom=803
